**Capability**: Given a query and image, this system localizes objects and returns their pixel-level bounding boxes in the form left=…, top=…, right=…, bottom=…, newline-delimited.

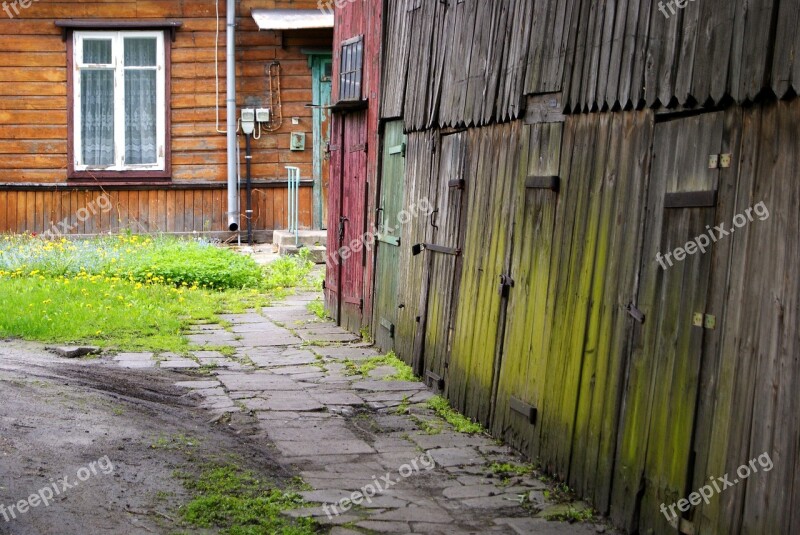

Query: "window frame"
left=67, top=29, right=171, bottom=181
left=338, top=35, right=364, bottom=103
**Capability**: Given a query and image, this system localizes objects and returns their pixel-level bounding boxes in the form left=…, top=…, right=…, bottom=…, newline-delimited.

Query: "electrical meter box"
left=241, top=109, right=255, bottom=135
left=290, top=132, right=306, bottom=151
left=255, top=108, right=271, bottom=123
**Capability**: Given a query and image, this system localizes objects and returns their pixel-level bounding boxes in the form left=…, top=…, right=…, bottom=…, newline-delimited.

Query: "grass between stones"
left=305, top=298, right=329, bottom=320
left=177, top=464, right=316, bottom=535
left=0, top=235, right=317, bottom=353
left=341, top=351, right=417, bottom=381
left=426, top=395, right=486, bottom=434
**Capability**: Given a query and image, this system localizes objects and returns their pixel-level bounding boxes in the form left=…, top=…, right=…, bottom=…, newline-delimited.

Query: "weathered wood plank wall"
left=381, top=0, right=800, bottom=129
left=368, top=0, right=800, bottom=532
left=378, top=98, right=799, bottom=535
left=325, top=0, right=383, bottom=329
left=0, top=0, right=330, bottom=233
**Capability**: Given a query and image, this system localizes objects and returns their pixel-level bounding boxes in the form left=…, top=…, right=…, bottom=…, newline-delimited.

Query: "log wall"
left=0, top=0, right=330, bottom=234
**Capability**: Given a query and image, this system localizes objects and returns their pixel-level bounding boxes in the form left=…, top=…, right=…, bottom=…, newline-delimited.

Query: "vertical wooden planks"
left=491, top=121, right=559, bottom=458
left=372, top=121, right=407, bottom=352
left=393, top=130, right=436, bottom=364
left=447, top=122, right=521, bottom=424
left=771, top=0, right=800, bottom=98
left=420, top=131, right=466, bottom=384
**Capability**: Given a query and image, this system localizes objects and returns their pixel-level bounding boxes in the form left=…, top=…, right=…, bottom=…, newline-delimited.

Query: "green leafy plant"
left=306, top=298, right=329, bottom=320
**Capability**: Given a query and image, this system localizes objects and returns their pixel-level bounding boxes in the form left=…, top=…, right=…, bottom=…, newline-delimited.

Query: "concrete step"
left=278, top=244, right=327, bottom=265
left=273, top=230, right=327, bottom=248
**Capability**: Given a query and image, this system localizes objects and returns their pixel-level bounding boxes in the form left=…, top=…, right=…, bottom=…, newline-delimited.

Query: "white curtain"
left=124, top=38, right=157, bottom=165
left=81, top=40, right=114, bottom=166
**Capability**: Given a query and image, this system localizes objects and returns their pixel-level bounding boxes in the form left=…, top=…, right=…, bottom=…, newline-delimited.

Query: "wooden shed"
left=0, top=0, right=333, bottom=239
left=323, top=0, right=382, bottom=331
left=365, top=0, right=800, bottom=533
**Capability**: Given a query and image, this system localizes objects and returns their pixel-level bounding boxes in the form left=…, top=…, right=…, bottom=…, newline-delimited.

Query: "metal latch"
left=338, top=215, right=348, bottom=243
left=708, top=155, right=719, bottom=169
left=626, top=303, right=645, bottom=324
left=498, top=274, right=515, bottom=297
left=720, top=154, right=732, bottom=168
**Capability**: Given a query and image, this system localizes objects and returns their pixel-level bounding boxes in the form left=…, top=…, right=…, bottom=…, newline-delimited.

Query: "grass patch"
left=359, top=325, right=372, bottom=344
left=0, top=234, right=313, bottom=353
left=151, top=433, right=200, bottom=450
left=489, top=462, right=535, bottom=478
left=0, top=234, right=264, bottom=290
left=262, top=249, right=316, bottom=291
left=305, top=298, right=329, bottom=320
left=341, top=352, right=417, bottom=381
left=426, top=395, right=486, bottom=434
left=178, top=464, right=316, bottom=535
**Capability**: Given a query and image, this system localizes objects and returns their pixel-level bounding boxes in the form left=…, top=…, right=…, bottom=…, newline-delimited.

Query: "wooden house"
left=363, top=0, right=800, bottom=533
left=323, top=0, right=382, bottom=331
left=0, top=0, right=334, bottom=240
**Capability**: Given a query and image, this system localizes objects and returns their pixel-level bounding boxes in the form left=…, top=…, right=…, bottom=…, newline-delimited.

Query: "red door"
left=325, top=110, right=367, bottom=331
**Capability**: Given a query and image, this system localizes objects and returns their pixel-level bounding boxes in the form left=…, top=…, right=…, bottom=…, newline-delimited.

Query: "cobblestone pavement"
left=109, top=291, right=612, bottom=535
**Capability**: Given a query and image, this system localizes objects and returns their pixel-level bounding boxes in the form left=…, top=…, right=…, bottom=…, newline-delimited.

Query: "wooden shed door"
left=415, top=132, right=467, bottom=388
left=373, top=121, right=407, bottom=351
left=325, top=110, right=367, bottom=329
left=325, top=114, right=344, bottom=322
left=616, top=112, right=724, bottom=534
left=311, top=55, right=332, bottom=229
left=490, top=123, right=562, bottom=450
left=339, top=110, right=368, bottom=332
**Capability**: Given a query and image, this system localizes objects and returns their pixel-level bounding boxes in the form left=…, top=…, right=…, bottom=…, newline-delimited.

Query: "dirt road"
left=0, top=340, right=288, bottom=535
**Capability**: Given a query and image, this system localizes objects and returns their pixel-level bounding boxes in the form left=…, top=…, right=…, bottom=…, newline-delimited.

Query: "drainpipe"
left=226, top=0, right=239, bottom=232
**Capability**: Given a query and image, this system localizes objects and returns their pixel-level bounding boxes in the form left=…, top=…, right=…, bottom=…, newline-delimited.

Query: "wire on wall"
left=214, top=0, right=226, bottom=134
left=264, top=61, right=284, bottom=132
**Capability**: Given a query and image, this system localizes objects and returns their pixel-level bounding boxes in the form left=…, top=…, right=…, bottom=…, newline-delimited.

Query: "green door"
left=310, top=55, right=332, bottom=229
left=373, top=121, right=407, bottom=351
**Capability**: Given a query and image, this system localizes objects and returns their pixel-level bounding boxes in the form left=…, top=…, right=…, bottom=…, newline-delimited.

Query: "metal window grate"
left=339, top=35, right=363, bottom=102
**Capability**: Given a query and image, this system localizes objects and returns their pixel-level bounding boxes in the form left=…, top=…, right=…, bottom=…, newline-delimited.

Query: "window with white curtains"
left=73, top=31, right=166, bottom=172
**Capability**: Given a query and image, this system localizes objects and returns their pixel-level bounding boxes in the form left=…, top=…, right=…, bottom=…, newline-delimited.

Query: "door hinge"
left=379, top=318, right=395, bottom=338
left=426, top=371, right=445, bottom=391
left=322, top=279, right=326, bottom=290
left=359, top=298, right=364, bottom=311
left=525, top=175, right=560, bottom=192
left=388, top=143, right=406, bottom=157
left=509, top=397, right=537, bottom=425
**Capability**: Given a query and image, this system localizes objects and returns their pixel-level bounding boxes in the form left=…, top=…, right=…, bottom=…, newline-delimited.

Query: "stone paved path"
left=109, top=292, right=611, bottom=535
